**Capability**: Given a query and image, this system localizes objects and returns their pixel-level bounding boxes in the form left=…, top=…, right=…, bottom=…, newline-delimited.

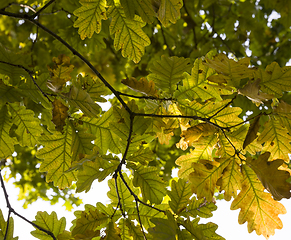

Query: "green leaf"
left=66, top=85, right=101, bottom=117
left=148, top=55, right=191, bottom=95
left=81, top=107, right=123, bottom=154
left=72, top=205, right=109, bottom=236
left=120, top=0, right=156, bottom=23
left=107, top=173, right=139, bottom=209
left=37, top=126, right=77, bottom=189
left=76, top=154, right=119, bottom=192
left=108, top=5, right=150, bottom=63
left=119, top=218, right=144, bottom=240
left=31, top=211, right=66, bottom=240
left=0, top=209, right=18, bottom=240
left=149, top=212, right=177, bottom=240
left=73, top=0, right=107, bottom=40
left=131, top=163, right=167, bottom=204
left=9, top=103, right=42, bottom=147
left=0, top=105, right=17, bottom=159
left=175, top=57, right=222, bottom=101
left=255, top=62, right=291, bottom=97
left=168, top=178, right=192, bottom=214
left=158, top=0, right=183, bottom=27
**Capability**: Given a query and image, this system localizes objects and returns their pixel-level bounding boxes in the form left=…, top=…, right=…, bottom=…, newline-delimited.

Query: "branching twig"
left=0, top=170, right=57, bottom=240
left=30, top=0, right=56, bottom=19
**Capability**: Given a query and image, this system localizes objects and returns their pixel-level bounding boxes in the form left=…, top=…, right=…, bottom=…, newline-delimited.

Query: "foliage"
left=1, top=0, right=291, bottom=239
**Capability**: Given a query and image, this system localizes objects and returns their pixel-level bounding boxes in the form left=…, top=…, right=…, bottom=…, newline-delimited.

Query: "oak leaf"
left=231, top=165, right=286, bottom=239
left=246, top=152, right=291, bottom=200
left=121, top=77, right=159, bottom=97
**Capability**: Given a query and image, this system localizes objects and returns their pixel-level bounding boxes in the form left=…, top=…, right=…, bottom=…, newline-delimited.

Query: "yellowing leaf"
left=108, top=5, right=150, bottom=63
left=246, top=152, right=291, bottom=200
left=189, top=159, right=228, bottom=202
left=180, top=123, right=217, bottom=148
left=243, top=114, right=261, bottom=149
left=176, top=134, right=217, bottom=179
left=231, top=165, right=286, bottom=239
left=216, top=157, right=242, bottom=201
left=148, top=55, right=191, bottom=95
left=67, top=85, right=101, bottom=117
left=52, top=99, right=68, bottom=132
left=175, top=57, right=222, bottom=101
left=257, top=116, right=291, bottom=162
left=37, top=126, right=77, bottom=189
left=47, top=55, right=74, bottom=92
left=9, top=103, right=42, bottom=147
left=121, top=77, right=159, bottom=97
left=255, top=62, right=291, bottom=97
left=205, top=53, right=254, bottom=88
left=131, top=163, right=167, bottom=204
left=31, top=211, right=66, bottom=240
left=158, top=0, right=183, bottom=27
left=0, top=105, right=17, bottom=159
left=73, top=0, right=107, bottom=40
left=105, top=221, right=121, bottom=240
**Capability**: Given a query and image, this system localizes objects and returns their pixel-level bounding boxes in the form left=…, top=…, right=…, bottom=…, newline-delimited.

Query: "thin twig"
left=117, top=91, right=173, bottom=101
left=30, top=0, right=56, bottom=19
left=135, top=200, right=147, bottom=240
left=207, top=95, right=237, bottom=120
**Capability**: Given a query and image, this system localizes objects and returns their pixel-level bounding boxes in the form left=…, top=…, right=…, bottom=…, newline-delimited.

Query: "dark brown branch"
left=0, top=170, right=57, bottom=240
left=135, top=200, right=147, bottom=240
left=117, top=91, right=173, bottom=101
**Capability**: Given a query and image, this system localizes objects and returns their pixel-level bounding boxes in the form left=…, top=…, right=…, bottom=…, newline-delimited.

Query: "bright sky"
left=1, top=169, right=291, bottom=240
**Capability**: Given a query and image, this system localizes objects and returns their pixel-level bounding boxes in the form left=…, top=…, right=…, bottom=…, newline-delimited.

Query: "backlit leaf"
left=231, top=165, right=286, bottom=239
left=0, top=209, right=18, bottom=240
left=121, top=77, right=159, bottom=97
left=175, top=57, right=222, bottom=101
left=73, top=0, right=107, bottom=40
left=243, top=114, right=261, bottom=149
left=255, top=62, right=291, bottom=97
left=108, top=5, right=150, bottom=63
left=257, top=116, right=291, bottom=162
left=148, top=55, right=191, bottom=95
left=157, top=0, right=183, bottom=27
left=205, top=53, right=254, bottom=88
left=31, top=211, right=66, bottom=240
left=131, top=163, right=167, bottom=204
left=9, top=103, right=42, bottom=147
left=0, top=105, right=17, bottom=159
left=52, top=99, right=68, bottom=132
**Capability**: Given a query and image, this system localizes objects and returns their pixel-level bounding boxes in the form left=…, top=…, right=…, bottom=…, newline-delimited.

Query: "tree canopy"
left=1, top=0, right=291, bottom=239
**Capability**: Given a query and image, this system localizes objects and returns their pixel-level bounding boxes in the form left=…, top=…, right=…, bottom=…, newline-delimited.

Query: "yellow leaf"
left=243, top=114, right=261, bottom=149
left=257, top=116, right=291, bottom=162
left=121, top=77, right=159, bottom=97
left=157, top=131, right=174, bottom=145
left=52, top=99, right=69, bottom=132
left=189, top=159, right=228, bottom=202
left=246, top=152, right=291, bottom=200
left=47, top=55, right=74, bottom=92
left=231, top=165, right=286, bottom=239
left=73, top=0, right=107, bottom=40
left=205, top=53, right=254, bottom=88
